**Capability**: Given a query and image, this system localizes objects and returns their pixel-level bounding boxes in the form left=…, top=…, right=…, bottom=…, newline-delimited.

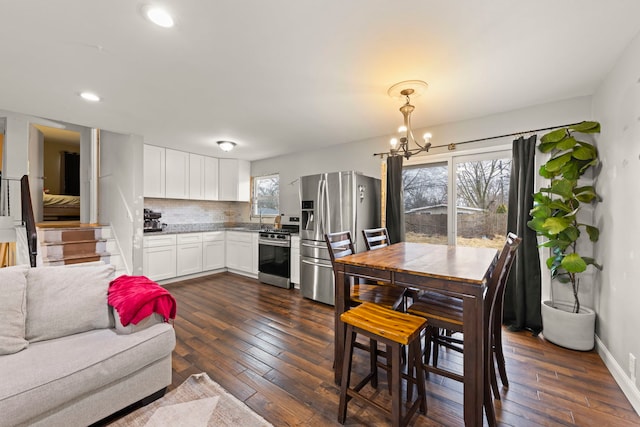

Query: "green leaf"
left=585, top=225, right=600, bottom=242
left=530, top=205, right=552, bottom=218
left=579, top=158, right=599, bottom=173
left=541, top=128, right=568, bottom=144
left=527, top=217, right=547, bottom=233
left=557, top=136, right=577, bottom=151
left=561, top=253, right=587, bottom=273
left=559, top=226, right=580, bottom=242
left=549, top=200, right=572, bottom=213
left=581, top=257, right=603, bottom=270
left=549, top=179, right=575, bottom=199
left=538, top=164, right=554, bottom=179
left=569, top=121, right=601, bottom=133
left=546, top=152, right=573, bottom=172
left=533, top=192, right=551, bottom=205
left=561, top=161, right=581, bottom=180
left=572, top=145, right=596, bottom=160
left=543, top=217, right=572, bottom=234
left=574, top=186, right=598, bottom=203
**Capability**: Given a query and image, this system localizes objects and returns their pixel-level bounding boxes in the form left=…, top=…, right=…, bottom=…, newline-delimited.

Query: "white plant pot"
left=541, top=300, right=595, bottom=351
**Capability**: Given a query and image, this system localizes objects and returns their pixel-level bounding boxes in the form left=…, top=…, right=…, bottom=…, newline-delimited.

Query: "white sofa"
left=0, top=264, right=176, bottom=427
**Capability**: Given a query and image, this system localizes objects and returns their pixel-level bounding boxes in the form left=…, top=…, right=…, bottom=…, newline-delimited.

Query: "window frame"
left=403, top=143, right=512, bottom=245
left=251, top=173, right=280, bottom=217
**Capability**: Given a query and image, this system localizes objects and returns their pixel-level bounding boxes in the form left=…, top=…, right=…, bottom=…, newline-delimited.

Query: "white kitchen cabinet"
left=203, top=156, right=219, bottom=200
left=143, top=144, right=165, bottom=198
left=252, top=232, right=259, bottom=275
left=165, top=149, right=190, bottom=199
left=176, top=233, right=203, bottom=276
left=291, top=235, right=300, bottom=285
left=143, top=234, right=177, bottom=281
left=189, top=153, right=205, bottom=200
left=202, top=231, right=225, bottom=271
left=225, top=231, right=253, bottom=274
left=218, top=159, right=250, bottom=201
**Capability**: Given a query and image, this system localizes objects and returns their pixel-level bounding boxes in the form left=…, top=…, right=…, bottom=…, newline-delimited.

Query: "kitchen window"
left=403, top=148, right=511, bottom=249
left=252, top=174, right=280, bottom=216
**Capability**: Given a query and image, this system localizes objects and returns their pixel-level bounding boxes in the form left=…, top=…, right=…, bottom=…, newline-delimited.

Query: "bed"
left=43, top=193, right=80, bottom=220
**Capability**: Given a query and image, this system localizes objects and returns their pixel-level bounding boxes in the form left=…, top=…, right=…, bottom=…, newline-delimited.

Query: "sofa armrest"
left=112, top=307, right=166, bottom=335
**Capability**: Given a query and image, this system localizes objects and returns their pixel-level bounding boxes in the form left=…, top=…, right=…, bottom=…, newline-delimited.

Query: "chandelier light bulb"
left=390, top=138, right=398, bottom=148
left=398, top=125, right=407, bottom=133
left=423, top=132, right=432, bottom=142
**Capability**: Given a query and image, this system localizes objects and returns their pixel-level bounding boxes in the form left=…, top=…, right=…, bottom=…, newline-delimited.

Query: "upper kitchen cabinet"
left=203, top=156, right=219, bottom=200
left=189, top=153, right=205, bottom=200
left=219, top=159, right=250, bottom=201
left=165, top=149, right=190, bottom=199
left=143, top=144, right=166, bottom=198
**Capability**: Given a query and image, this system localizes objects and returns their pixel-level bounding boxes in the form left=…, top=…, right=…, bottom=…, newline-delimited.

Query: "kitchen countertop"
left=143, top=223, right=299, bottom=235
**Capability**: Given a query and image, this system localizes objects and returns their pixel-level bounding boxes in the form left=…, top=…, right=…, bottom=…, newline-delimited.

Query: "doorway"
left=33, top=125, right=81, bottom=223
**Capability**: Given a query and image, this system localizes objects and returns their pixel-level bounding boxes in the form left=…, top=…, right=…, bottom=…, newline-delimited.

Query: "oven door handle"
left=258, top=239, right=291, bottom=247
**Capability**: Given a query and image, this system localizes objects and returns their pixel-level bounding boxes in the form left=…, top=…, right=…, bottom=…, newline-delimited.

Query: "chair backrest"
left=362, top=227, right=391, bottom=251
left=325, top=231, right=356, bottom=268
left=487, top=232, right=521, bottom=331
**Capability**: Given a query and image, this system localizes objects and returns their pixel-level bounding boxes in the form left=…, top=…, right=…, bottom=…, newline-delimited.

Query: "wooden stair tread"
left=40, top=238, right=107, bottom=246
left=43, top=251, right=110, bottom=261
left=340, top=302, right=426, bottom=345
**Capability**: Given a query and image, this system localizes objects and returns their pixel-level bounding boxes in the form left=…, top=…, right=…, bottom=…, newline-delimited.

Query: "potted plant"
left=527, top=121, right=602, bottom=351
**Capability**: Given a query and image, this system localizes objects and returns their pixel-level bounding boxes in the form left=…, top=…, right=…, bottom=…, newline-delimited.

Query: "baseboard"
left=595, top=335, right=640, bottom=415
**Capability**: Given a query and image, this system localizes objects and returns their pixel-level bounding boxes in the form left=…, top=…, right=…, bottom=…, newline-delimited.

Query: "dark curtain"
left=63, top=151, right=80, bottom=196
left=386, top=155, right=405, bottom=244
left=503, top=135, right=542, bottom=334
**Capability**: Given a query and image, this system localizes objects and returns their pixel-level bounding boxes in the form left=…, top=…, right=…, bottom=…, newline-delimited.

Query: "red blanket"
left=108, top=275, right=177, bottom=326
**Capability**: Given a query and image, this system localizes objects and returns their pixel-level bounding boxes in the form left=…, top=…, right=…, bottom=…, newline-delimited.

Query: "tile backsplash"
left=144, top=198, right=250, bottom=224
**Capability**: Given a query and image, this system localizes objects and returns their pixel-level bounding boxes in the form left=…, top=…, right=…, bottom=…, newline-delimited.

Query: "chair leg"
left=412, top=339, right=427, bottom=415
left=390, top=343, right=402, bottom=427
left=370, top=339, right=378, bottom=389
left=338, top=325, right=356, bottom=424
left=493, top=332, right=509, bottom=388
left=490, top=353, right=500, bottom=400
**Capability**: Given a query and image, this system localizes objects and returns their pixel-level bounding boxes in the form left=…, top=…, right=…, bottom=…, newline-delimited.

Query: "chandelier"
left=387, top=80, right=432, bottom=159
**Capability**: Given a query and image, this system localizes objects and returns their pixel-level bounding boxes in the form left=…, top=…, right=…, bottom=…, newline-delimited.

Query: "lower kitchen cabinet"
left=291, top=235, right=300, bottom=285
left=226, top=231, right=253, bottom=274
left=176, top=233, right=203, bottom=276
left=143, top=234, right=177, bottom=281
left=202, top=231, right=225, bottom=270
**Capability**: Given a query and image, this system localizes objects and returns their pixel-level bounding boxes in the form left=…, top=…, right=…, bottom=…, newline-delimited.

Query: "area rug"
left=111, top=373, right=272, bottom=426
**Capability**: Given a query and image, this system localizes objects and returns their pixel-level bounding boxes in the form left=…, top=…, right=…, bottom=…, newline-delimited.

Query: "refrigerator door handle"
left=301, top=258, right=333, bottom=268
left=317, top=178, right=326, bottom=238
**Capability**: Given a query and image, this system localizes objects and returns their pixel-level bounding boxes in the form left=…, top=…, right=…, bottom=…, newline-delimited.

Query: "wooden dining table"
left=333, top=242, right=498, bottom=427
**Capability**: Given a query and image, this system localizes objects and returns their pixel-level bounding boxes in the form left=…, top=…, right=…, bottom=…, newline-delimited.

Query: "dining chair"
left=325, top=230, right=407, bottom=389
left=407, top=232, right=521, bottom=426
left=362, top=227, right=392, bottom=250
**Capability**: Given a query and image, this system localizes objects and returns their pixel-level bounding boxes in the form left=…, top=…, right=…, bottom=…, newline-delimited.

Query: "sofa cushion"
left=0, top=323, right=175, bottom=426
left=26, top=264, right=115, bottom=342
left=0, top=266, right=29, bottom=355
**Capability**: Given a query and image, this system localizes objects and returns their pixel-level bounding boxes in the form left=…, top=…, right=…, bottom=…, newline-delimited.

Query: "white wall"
left=592, top=29, right=640, bottom=404
left=252, top=96, right=592, bottom=226
left=99, top=131, right=144, bottom=275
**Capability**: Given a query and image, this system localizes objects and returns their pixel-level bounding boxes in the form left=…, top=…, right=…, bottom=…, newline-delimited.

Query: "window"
left=252, top=174, right=279, bottom=216
left=403, top=149, right=511, bottom=249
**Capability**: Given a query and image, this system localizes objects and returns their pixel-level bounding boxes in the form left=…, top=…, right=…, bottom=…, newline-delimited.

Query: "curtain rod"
left=372, top=121, right=584, bottom=158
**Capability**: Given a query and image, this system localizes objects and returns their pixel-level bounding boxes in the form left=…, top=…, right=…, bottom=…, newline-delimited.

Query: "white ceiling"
left=1, top=1, right=639, bottom=160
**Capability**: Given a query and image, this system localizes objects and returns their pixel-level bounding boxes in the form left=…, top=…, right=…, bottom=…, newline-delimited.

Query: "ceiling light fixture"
left=144, top=6, right=174, bottom=28
left=217, top=140, right=236, bottom=152
left=386, top=80, right=432, bottom=159
left=80, top=92, right=100, bottom=102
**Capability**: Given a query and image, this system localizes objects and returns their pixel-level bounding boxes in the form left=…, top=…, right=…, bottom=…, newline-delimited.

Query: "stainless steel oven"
left=258, top=230, right=292, bottom=289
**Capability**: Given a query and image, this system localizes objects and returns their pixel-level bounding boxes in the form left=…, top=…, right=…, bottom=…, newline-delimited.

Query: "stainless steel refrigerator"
left=299, top=171, right=381, bottom=305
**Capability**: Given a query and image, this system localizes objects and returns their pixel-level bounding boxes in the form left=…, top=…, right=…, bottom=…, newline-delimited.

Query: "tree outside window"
left=252, top=174, right=279, bottom=216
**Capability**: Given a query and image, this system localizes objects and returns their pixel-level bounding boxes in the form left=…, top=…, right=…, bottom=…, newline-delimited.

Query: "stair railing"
left=20, top=175, right=38, bottom=267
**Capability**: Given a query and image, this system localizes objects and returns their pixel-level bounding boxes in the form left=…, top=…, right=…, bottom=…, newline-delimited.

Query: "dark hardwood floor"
left=162, top=272, right=639, bottom=426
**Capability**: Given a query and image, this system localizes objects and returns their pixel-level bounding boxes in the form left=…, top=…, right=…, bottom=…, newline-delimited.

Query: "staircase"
left=37, top=225, right=126, bottom=276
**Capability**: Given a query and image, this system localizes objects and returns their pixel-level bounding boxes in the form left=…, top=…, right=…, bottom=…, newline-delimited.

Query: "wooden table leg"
left=463, top=295, right=484, bottom=426
left=334, top=265, right=349, bottom=385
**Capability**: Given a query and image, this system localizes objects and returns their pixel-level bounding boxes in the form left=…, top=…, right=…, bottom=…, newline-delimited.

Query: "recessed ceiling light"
left=144, top=6, right=174, bottom=28
left=80, top=92, right=101, bottom=102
